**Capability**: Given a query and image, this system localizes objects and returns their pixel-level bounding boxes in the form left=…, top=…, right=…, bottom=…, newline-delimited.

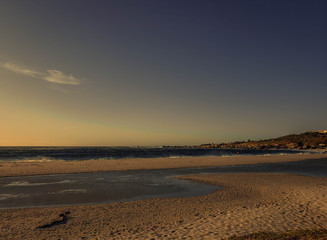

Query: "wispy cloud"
left=3, top=63, right=43, bottom=78
left=2, top=62, right=81, bottom=85
left=44, top=70, right=80, bottom=85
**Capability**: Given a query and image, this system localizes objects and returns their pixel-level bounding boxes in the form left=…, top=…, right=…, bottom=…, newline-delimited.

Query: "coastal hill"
left=200, top=131, right=327, bottom=150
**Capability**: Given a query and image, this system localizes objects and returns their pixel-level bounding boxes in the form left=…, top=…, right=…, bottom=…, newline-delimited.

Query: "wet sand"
left=0, top=153, right=325, bottom=177
left=1, top=154, right=327, bottom=239
left=1, top=173, right=327, bottom=239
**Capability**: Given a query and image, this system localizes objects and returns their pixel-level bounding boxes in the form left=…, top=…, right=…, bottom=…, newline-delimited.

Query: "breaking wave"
left=0, top=146, right=306, bottom=163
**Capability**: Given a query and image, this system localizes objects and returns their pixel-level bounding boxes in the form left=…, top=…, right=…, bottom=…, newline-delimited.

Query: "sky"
left=0, top=0, right=326, bottom=146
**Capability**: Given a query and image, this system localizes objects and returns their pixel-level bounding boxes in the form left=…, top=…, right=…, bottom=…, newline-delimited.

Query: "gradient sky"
left=1, top=0, right=326, bottom=146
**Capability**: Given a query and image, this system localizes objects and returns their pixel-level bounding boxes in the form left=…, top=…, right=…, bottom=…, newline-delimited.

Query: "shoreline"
left=1, top=154, right=327, bottom=239
left=0, top=153, right=325, bottom=178
left=1, top=172, right=326, bottom=239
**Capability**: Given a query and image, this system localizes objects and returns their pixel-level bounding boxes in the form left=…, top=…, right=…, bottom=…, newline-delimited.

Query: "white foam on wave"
left=5, top=179, right=75, bottom=187
left=0, top=193, right=30, bottom=201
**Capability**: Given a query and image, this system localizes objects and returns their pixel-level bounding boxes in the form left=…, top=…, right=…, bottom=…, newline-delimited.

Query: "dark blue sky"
left=1, top=0, right=326, bottom=145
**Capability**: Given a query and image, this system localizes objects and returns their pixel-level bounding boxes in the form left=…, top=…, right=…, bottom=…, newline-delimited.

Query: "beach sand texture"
left=1, top=154, right=327, bottom=239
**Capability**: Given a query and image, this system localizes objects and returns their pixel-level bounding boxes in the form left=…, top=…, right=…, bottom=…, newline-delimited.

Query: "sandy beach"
left=1, top=154, right=327, bottom=239
left=0, top=153, right=325, bottom=177
left=2, top=0, right=326, bottom=238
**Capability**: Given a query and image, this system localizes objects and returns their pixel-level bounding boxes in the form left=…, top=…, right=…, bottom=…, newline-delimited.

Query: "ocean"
left=0, top=146, right=304, bottom=162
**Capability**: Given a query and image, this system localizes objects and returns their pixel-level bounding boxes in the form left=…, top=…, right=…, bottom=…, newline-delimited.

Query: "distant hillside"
left=200, top=131, right=327, bottom=150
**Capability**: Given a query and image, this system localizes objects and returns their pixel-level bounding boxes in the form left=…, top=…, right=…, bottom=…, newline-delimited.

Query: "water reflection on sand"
left=0, top=158, right=326, bottom=208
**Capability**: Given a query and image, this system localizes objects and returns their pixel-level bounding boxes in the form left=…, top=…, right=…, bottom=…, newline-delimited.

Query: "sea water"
left=0, top=146, right=304, bottom=162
